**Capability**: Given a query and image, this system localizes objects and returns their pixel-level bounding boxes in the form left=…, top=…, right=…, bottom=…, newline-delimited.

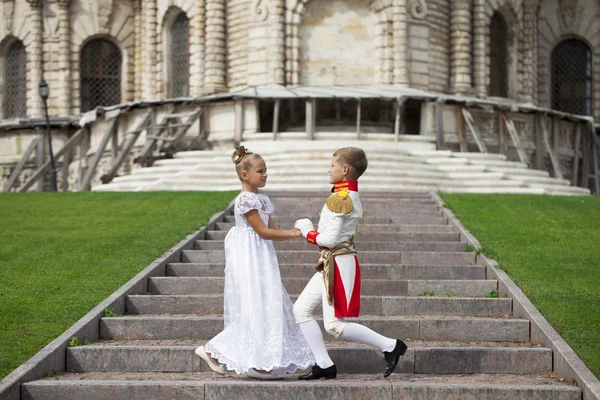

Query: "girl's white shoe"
left=195, top=346, right=226, bottom=375
left=246, top=368, right=284, bottom=380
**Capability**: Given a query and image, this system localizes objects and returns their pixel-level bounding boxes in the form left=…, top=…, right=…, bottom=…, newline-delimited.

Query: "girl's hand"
left=246, top=210, right=305, bottom=241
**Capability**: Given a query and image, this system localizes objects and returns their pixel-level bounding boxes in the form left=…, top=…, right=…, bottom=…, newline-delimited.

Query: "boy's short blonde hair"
left=333, top=147, right=368, bottom=179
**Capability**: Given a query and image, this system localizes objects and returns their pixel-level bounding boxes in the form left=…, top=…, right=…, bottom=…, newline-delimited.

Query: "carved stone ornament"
left=253, top=0, right=269, bottom=21
left=93, top=0, right=114, bottom=33
left=3, top=0, right=16, bottom=33
left=42, top=3, right=60, bottom=40
left=410, top=0, right=427, bottom=20
left=558, top=0, right=577, bottom=31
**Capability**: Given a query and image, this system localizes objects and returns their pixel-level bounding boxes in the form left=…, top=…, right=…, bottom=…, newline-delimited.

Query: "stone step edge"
left=127, top=294, right=501, bottom=299
left=65, top=346, right=553, bottom=375
left=166, top=263, right=478, bottom=267
left=150, top=277, right=491, bottom=283
left=21, top=380, right=581, bottom=399
left=102, top=315, right=522, bottom=322
left=126, top=295, right=511, bottom=317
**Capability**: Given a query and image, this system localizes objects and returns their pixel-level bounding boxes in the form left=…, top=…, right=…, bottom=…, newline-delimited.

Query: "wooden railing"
left=446, top=103, right=599, bottom=193
left=3, top=104, right=204, bottom=192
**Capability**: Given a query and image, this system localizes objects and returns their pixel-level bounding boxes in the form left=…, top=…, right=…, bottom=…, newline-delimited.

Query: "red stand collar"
left=333, top=181, right=358, bottom=192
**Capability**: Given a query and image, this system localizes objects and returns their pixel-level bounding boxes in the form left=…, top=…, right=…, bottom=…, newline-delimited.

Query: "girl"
left=195, top=146, right=315, bottom=380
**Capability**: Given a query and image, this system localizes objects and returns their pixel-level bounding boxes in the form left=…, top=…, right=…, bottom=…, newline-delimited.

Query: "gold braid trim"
left=325, top=190, right=354, bottom=214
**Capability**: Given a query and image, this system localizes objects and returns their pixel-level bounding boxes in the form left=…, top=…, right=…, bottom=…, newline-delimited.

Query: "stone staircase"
left=93, top=137, right=590, bottom=195
left=21, top=192, right=580, bottom=399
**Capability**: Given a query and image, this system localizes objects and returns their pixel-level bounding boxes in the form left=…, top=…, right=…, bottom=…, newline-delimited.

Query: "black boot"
left=383, top=340, right=408, bottom=378
left=298, top=364, right=337, bottom=380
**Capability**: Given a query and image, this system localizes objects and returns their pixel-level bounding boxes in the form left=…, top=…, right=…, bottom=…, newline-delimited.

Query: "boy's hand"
left=294, top=218, right=314, bottom=237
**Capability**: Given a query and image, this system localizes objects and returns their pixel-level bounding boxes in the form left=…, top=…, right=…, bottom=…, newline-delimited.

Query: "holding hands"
left=294, top=218, right=314, bottom=238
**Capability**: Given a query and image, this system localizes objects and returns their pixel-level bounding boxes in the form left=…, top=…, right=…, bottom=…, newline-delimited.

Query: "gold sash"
left=315, top=238, right=357, bottom=305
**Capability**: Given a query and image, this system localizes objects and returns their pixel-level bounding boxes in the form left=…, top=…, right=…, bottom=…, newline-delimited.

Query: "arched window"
left=489, top=12, right=509, bottom=97
left=551, top=39, right=593, bottom=115
left=3, top=40, right=27, bottom=118
left=168, top=12, right=190, bottom=98
left=80, top=39, right=122, bottom=112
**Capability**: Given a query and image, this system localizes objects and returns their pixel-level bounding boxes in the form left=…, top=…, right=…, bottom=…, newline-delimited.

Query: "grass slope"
left=441, top=194, right=600, bottom=378
left=0, top=191, right=236, bottom=379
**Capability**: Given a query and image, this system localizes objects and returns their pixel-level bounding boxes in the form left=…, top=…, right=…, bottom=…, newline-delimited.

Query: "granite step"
left=181, top=250, right=476, bottom=265
left=215, top=218, right=450, bottom=230
left=149, top=277, right=496, bottom=297
left=165, top=263, right=486, bottom=280
left=22, top=373, right=581, bottom=400
left=193, top=240, right=467, bottom=252
left=65, top=340, right=550, bottom=375
left=224, top=214, right=445, bottom=224
left=214, top=222, right=455, bottom=232
left=272, top=199, right=437, bottom=207
left=266, top=211, right=444, bottom=220
left=99, top=315, right=527, bottom=342
left=268, top=191, right=434, bottom=199
left=126, top=295, right=512, bottom=317
left=270, top=199, right=439, bottom=206
left=204, top=231, right=460, bottom=241
left=260, top=205, right=442, bottom=214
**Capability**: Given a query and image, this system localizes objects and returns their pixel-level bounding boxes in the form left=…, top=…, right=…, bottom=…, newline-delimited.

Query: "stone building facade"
left=0, top=0, right=598, bottom=119
left=0, top=0, right=599, bottom=191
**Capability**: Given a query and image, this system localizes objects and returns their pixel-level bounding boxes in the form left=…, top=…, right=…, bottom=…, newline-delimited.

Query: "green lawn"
left=0, top=191, right=236, bottom=380
left=441, top=194, right=600, bottom=379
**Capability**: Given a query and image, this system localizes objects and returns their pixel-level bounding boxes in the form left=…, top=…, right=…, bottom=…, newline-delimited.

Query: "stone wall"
left=298, top=0, right=377, bottom=85
left=227, top=0, right=250, bottom=90
left=537, top=0, right=600, bottom=120
left=2, top=0, right=600, bottom=117
left=424, top=0, right=450, bottom=92
left=245, top=0, right=270, bottom=86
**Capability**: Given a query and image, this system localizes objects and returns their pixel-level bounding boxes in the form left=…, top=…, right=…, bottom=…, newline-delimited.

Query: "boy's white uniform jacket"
left=306, top=183, right=362, bottom=318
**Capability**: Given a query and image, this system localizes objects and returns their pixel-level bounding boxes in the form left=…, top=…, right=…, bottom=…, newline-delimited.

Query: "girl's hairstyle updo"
left=231, top=146, right=263, bottom=181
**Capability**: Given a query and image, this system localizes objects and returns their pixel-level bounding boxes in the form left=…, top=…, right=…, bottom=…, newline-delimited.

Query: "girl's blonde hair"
left=231, top=146, right=263, bottom=181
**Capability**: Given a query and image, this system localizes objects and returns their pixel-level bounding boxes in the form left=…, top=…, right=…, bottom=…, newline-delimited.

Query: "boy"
left=293, top=147, right=407, bottom=380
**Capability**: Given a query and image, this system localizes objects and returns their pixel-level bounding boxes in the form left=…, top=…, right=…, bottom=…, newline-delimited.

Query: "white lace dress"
left=205, top=191, right=315, bottom=375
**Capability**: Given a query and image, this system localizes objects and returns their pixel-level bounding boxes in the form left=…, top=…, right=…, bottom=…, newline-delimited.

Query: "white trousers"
left=293, top=271, right=347, bottom=338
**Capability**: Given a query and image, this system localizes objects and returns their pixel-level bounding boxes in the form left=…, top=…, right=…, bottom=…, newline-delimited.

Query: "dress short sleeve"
left=237, top=192, right=263, bottom=215
left=258, top=194, right=275, bottom=214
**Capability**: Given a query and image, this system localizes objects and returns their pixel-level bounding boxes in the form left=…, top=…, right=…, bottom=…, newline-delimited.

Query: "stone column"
left=190, top=0, right=206, bottom=96
left=133, top=0, right=142, bottom=100
left=521, top=0, right=535, bottom=103
left=532, top=0, right=540, bottom=103
left=450, top=0, right=472, bottom=94
left=472, top=0, right=487, bottom=97
left=57, top=0, right=71, bottom=115
left=204, top=0, right=226, bottom=94
left=143, top=0, right=157, bottom=99
left=272, top=0, right=286, bottom=84
left=392, top=0, right=409, bottom=86
left=26, top=0, right=44, bottom=117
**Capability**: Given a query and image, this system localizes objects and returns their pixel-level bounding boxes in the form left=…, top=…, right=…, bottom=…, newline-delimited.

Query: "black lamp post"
left=39, top=78, right=57, bottom=192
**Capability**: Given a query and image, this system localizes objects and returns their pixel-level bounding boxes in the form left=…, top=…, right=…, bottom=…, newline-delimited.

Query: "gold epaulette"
left=325, top=189, right=354, bottom=214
